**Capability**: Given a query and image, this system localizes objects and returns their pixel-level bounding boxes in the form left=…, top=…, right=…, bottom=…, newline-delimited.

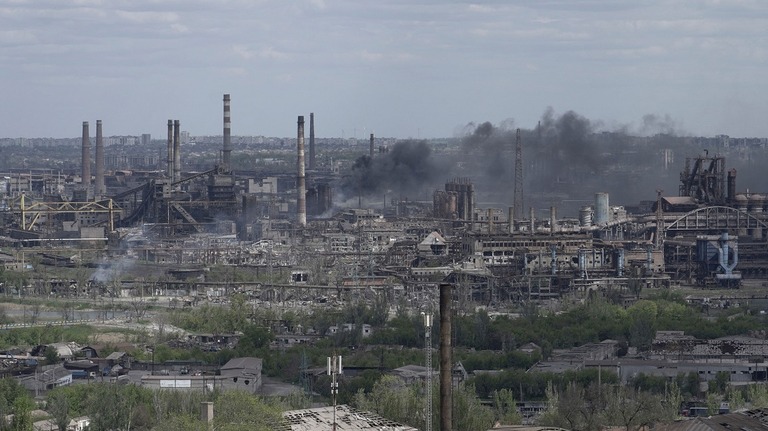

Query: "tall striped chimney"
left=167, top=120, right=174, bottom=180
left=173, top=120, right=181, bottom=183
left=223, top=94, right=231, bottom=169
left=81, top=121, right=91, bottom=195
left=297, top=116, right=307, bottom=227
left=309, top=112, right=316, bottom=170
left=94, top=120, right=105, bottom=197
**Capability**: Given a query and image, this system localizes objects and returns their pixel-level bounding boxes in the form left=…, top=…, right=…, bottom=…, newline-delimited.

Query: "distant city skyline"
left=1, top=1, right=767, bottom=139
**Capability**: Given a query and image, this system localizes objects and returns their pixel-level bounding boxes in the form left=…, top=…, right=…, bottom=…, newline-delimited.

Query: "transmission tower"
left=513, top=128, right=523, bottom=220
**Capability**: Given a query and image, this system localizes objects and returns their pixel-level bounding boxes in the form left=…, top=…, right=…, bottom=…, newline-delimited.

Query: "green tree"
left=748, top=384, right=768, bottom=408
left=10, top=395, right=34, bottom=431
left=604, top=386, right=661, bottom=431
left=46, top=390, right=70, bottom=431
left=353, top=375, right=422, bottom=429
left=211, top=390, right=283, bottom=431
left=492, top=389, right=522, bottom=425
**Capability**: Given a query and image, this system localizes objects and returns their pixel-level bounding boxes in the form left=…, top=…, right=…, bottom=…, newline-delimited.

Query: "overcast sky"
left=1, top=0, right=767, bottom=139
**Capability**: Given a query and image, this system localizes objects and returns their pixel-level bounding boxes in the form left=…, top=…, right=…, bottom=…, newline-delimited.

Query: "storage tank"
left=579, top=206, right=594, bottom=227
left=594, top=192, right=609, bottom=225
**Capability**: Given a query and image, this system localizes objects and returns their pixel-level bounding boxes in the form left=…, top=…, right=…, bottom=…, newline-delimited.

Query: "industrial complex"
left=1, top=95, right=766, bottom=306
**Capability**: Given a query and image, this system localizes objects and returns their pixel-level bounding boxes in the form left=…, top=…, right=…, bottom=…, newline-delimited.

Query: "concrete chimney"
left=297, top=116, right=307, bottom=227
left=369, top=133, right=374, bottom=159
left=309, top=112, right=316, bottom=170
left=530, top=206, right=535, bottom=234
left=173, top=120, right=181, bottom=183
left=223, top=94, right=231, bottom=169
left=487, top=208, right=493, bottom=234
left=167, top=120, right=174, bottom=180
left=439, top=283, right=453, bottom=431
left=508, top=206, right=514, bottom=234
left=81, top=121, right=91, bottom=195
left=94, top=120, right=105, bottom=198
left=550, top=206, right=557, bottom=234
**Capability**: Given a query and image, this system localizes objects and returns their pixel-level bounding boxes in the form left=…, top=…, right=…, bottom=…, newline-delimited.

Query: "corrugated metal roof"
left=279, top=405, right=418, bottom=431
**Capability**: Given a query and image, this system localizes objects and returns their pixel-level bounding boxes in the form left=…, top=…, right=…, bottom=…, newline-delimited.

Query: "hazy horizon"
left=1, top=1, right=767, bottom=140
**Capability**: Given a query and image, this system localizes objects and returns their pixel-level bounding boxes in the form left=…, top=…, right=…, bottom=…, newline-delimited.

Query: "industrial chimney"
left=94, top=120, right=105, bottom=198
left=167, top=120, right=174, bottom=180
left=223, top=94, right=231, bottom=169
left=81, top=121, right=91, bottom=196
left=297, top=116, right=307, bottom=227
left=173, top=120, right=181, bottom=183
left=439, top=283, right=453, bottom=431
left=309, top=112, right=316, bottom=170
left=369, top=133, right=374, bottom=159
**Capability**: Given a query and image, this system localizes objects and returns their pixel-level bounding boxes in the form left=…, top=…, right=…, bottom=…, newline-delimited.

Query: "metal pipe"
left=439, top=283, right=452, bottom=431
left=223, top=94, right=231, bottom=169
left=94, top=120, right=105, bottom=198
left=297, top=116, right=307, bottom=227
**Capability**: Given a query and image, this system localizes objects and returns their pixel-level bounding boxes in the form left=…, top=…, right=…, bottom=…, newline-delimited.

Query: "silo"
left=594, top=192, right=609, bottom=225
left=579, top=206, right=593, bottom=227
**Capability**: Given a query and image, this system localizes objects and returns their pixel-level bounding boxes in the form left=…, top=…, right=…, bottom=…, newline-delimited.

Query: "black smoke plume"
left=340, top=140, right=442, bottom=199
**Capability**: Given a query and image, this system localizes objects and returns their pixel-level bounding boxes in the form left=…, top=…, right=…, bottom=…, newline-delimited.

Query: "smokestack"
left=487, top=208, right=493, bottom=234
left=167, top=120, right=174, bottom=180
left=173, top=120, right=181, bottom=183
left=727, top=169, right=737, bottom=202
left=369, top=133, right=374, bottom=159
left=513, top=128, right=523, bottom=220
left=94, top=120, right=105, bottom=198
left=530, top=206, right=535, bottom=234
left=223, top=94, right=231, bottom=169
left=81, top=121, right=91, bottom=195
left=550, top=206, right=557, bottom=234
left=309, top=112, right=316, bottom=170
left=297, top=116, right=307, bottom=227
left=439, top=283, right=453, bottom=431
left=508, top=206, right=514, bottom=233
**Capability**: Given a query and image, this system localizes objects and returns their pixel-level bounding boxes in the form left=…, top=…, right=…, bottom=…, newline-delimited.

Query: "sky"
left=1, top=0, right=767, bottom=139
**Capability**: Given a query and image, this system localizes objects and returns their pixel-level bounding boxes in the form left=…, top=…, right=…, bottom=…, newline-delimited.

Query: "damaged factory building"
left=1, top=96, right=767, bottom=308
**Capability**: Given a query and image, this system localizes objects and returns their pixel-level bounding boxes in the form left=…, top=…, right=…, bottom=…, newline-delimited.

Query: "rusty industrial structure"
left=1, top=98, right=767, bottom=308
